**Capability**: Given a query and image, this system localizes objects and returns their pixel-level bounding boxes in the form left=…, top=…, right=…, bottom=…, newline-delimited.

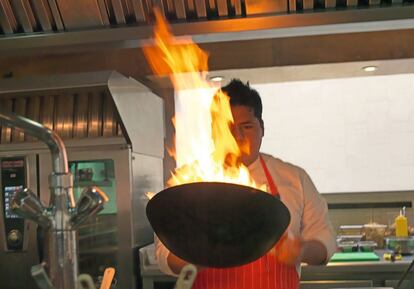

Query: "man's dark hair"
left=221, top=79, right=263, bottom=122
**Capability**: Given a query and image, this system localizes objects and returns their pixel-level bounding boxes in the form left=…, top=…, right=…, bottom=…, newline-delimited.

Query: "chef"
left=156, top=79, right=336, bottom=289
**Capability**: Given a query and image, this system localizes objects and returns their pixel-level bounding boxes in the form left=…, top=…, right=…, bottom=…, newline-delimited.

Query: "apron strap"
left=259, top=155, right=279, bottom=196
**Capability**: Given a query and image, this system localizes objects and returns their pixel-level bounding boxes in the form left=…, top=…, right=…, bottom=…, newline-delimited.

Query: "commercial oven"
left=0, top=71, right=164, bottom=289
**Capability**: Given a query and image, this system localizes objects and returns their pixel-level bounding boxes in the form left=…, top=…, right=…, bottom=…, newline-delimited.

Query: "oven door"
left=38, top=146, right=153, bottom=289
left=0, top=153, right=39, bottom=289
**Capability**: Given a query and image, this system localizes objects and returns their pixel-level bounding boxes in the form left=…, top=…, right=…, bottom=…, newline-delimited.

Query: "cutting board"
left=330, top=252, right=380, bottom=262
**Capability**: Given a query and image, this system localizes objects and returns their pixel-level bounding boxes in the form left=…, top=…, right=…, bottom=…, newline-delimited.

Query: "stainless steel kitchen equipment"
left=0, top=71, right=165, bottom=289
left=0, top=110, right=108, bottom=289
left=0, top=153, right=39, bottom=289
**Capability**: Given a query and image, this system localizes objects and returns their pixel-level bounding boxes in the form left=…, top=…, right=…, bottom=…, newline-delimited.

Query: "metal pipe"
left=0, top=110, right=77, bottom=289
left=0, top=110, right=68, bottom=174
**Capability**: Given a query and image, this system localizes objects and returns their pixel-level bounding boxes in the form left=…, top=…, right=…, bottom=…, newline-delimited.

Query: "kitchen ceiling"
left=1, top=0, right=413, bottom=35
left=1, top=0, right=413, bottom=51
left=0, top=0, right=414, bottom=84
left=205, top=58, right=414, bottom=86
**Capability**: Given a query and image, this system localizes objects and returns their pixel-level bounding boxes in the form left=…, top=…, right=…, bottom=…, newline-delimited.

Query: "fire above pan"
left=146, top=182, right=290, bottom=268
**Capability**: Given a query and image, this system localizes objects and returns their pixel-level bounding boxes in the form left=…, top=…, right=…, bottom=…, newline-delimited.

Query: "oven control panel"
left=1, top=157, right=25, bottom=251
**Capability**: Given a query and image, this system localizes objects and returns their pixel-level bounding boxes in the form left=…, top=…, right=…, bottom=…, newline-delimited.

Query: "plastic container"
left=385, top=236, right=414, bottom=255
left=338, top=225, right=363, bottom=236
left=338, top=241, right=358, bottom=253
left=357, top=241, right=377, bottom=252
left=337, top=234, right=364, bottom=243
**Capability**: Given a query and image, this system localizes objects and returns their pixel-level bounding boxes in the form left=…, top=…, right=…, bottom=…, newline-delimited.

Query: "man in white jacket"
left=156, top=79, right=336, bottom=289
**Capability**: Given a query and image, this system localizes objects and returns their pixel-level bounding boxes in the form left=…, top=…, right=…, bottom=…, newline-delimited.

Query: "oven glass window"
left=69, top=159, right=118, bottom=281
left=69, top=159, right=117, bottom=214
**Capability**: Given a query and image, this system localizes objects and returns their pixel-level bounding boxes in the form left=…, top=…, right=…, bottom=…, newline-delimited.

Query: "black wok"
left=146, top=182, right=290, bottom=268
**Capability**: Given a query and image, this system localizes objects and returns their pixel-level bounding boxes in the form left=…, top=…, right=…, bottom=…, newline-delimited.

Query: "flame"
left=143, top=10, right=266, bottom=191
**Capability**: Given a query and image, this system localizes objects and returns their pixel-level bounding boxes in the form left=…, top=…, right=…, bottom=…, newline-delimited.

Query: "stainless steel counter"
left=139, top=245, right=414, bottom=289
left=301, top=250, right=414, bottom=288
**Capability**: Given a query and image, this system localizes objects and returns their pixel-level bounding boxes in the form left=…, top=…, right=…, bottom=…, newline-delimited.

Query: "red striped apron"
left=191, top=155, right=299, bottom=289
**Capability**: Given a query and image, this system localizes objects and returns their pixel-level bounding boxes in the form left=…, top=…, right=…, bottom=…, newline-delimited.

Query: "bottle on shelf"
left=395, top=206, right=408, bottom=238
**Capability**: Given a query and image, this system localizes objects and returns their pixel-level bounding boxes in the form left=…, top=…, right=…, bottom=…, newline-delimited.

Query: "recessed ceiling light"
left=362, top=66, right=378, bottom=72
left=209, top=76, right=224, bottom=82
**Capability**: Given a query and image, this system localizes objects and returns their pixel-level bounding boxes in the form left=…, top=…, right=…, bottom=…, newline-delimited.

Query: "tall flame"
left=143, top=10, right=265, bottom=191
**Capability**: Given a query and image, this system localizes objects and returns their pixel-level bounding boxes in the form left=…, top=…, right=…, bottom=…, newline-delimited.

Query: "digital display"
left=1, top=157, right=26, bottom=251
left=1, top=160, right=24, bottom=169
left=4, top=185, right=23, bottom=219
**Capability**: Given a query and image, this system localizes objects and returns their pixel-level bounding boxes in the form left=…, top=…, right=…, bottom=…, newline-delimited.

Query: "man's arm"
left=271, top=234, right=328, bottom=265
left=299, top=168, right=337, bottom=264
left=155, top=235, right=181, bottom=276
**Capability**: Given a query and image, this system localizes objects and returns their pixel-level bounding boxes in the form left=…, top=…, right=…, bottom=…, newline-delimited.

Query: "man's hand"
left=268, top=233, right=302, bottom=265
left=167, top=252, right=205, bottom=275
left=269, top=234, right=329, bottom=265
left=167, top=252, right=188, bottom=275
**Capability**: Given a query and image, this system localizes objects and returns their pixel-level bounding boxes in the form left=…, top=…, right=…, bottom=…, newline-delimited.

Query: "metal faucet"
left=0, top=110, right=107, bottom=289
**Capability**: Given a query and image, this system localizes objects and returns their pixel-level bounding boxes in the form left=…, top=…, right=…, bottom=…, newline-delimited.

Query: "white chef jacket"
left=155, top=153, right=337, bottom=276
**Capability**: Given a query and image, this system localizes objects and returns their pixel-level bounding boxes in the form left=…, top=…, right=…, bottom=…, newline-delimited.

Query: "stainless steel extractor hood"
left=0, top=70, right=164, bottom=158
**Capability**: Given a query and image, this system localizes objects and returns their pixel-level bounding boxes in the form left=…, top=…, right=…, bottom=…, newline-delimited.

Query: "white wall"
left=255, top=74, right=414, bottom=193
left=175, top=74, right=414, bottom=193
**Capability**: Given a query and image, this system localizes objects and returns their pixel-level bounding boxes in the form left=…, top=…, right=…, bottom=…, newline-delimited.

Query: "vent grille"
left=0, top=0, right=411, bottom=35
left=0, top=89, right=123, bottom=144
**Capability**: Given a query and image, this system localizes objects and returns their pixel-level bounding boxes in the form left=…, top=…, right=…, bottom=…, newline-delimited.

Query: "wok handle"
left=174, top=264, right=198, bottom=289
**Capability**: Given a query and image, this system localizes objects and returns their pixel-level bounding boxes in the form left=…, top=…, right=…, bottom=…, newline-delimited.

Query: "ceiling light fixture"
left=362, top=66, right=378, bottom=72
left=209, top=76, right=224, bottom=82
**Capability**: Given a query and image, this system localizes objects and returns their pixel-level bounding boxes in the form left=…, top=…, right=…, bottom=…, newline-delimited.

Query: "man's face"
left=230, top=105, right=264, bottom=166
